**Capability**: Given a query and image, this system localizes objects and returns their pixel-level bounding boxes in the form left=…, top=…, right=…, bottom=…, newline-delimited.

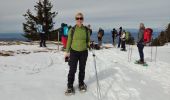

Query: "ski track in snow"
left=0, top=44, right=170, bottom=100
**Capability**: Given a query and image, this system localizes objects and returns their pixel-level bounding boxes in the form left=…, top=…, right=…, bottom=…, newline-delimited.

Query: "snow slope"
left=0, top=43, right=170, bottom=100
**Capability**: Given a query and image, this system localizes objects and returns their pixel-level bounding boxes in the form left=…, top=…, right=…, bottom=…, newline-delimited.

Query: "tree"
left=151, top=23, right=170, bottom=46
left=165, top=23, right=170, bottom=42
left=126, top=31, right=135, bottom=45
left=151, top=38, right=160, bottom=46
left=23, top=0, right=58, bottom=40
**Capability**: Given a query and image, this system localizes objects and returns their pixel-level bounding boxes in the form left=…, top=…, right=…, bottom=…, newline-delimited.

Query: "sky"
left=0, top=0, right=170, bottom=33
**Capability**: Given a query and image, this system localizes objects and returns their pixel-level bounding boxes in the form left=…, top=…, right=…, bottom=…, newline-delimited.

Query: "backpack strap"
left=70, top=25, right=76, bottom=49
left=71, top=26, right=76, bottom=39
left=84, top=26, right=89, bottom=48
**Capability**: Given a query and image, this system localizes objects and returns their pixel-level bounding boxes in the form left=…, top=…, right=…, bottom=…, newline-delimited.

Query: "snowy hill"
left=0, top=43, right=170, bottom=100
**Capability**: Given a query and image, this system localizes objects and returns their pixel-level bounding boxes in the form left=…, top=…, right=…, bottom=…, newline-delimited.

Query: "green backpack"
left=125, top=31, right=130, bottom=40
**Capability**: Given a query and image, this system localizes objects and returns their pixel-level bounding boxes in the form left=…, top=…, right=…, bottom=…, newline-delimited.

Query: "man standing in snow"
left=97, top=28, right=104, bottom=47
left=112, top=28, right=117, bottom=46
left=117, top=27, right=122, bottom=48
left=121, top=30, right=126, bottom=51
left=87, top=24, right=92, bottom=36
left=137, top=23, right=145, bottom=64
left=36, top=23, right=46, bottom=47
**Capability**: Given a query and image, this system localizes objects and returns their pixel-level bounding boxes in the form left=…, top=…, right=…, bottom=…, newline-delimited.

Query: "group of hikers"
left=97, top=26, right=127, bottom=51
left=58, top=25, right=128, bottom=52
left=36, top=12, right=153, bottom=95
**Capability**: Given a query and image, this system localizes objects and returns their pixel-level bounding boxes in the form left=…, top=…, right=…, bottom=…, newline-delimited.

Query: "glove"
left=64, top=52, right=70, bottom=62
left=64, top=52, right=70, bottom=58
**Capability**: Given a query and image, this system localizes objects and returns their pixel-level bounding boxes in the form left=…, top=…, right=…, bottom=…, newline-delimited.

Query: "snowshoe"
left=135, top=60, right=144, bottom=64
left=79, top=83, right=87, bottom=92
left=61, top=47, right=66, bottom=51
left=143, top=63, right=148, bottom=66
left=65, top=87, right=75, bottom=96
left=121, top=49, right=127, bottom=51
left=135, top=60, right=148, bottom=66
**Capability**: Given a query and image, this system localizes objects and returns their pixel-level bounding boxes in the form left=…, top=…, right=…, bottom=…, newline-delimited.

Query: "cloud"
left=0, top=0, right=170, bottom=32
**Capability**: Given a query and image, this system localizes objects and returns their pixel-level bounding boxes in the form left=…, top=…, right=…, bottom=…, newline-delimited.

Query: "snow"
left=0, top=43, right=170, bottom=100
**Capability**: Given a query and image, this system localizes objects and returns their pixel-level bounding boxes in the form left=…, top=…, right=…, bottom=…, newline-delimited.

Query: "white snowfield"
left=0, top=43, right=170, bottom=100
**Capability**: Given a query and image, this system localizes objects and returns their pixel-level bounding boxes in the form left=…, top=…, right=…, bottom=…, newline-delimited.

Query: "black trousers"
left=40, top=33, right=46, bottom=47
left=98, top=37, right=102, bottom=41
left=137, top=43, right=144, bottom=62
left=98, top=37, right=102, bottom=46
left=118, top=37, right=121, bottom=48
left=112, top=36, right=115, bottom=44
left=67, top=49, right=88, bottom=88
left=121, top=40, right=126, bottom=50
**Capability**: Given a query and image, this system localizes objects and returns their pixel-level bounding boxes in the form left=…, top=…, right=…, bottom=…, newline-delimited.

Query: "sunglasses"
left=76, top=17, right=83, bottom=20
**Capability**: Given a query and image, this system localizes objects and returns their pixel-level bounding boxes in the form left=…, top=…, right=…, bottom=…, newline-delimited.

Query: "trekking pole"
left=150, top=38, right=153, bottom=62
left=129, top=45, right=133, bottom=62
left=151, top=44, right=152, bottom=62
left=155, top=45, right=157, bottom=63
left=128, top=44, right=130, bottom=62
left=91, top=48, right=102, bottom=100
left=155, top=40, right=158, bottom=64
left=57, top=31, right=60, bottom=51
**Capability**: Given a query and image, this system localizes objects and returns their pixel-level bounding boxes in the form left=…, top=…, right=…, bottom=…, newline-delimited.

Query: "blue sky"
left=0, top=0, right=170, bottom=33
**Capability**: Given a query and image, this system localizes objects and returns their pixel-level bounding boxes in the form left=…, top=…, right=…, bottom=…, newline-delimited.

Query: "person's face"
left=140, top=23, right=144, bottom=29
left=140, top=24, right=142, bottom=28
left=75, top=15, right=84, bottom=26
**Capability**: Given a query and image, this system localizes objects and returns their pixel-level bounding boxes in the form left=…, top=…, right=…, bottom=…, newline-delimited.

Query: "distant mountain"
left=0, top=33, right=28, bottom=41
left=0, top=28, right=163, bottom=42
left=90, top=28, right=163, bottom=43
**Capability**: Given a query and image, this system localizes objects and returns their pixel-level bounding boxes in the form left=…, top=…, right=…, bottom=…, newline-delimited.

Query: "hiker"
left=97, top=28, right=104, bottom=47
left=61, top=23, right=69, bottom=50
left=137, top=23, right=145, bottom=64
left=64, top=12, right=90, bottom=95
left=36, top=23, right=46, bottom=47
left=117, top=27, right=122, bottom=48
left=112, top=28, right=117, bottom=46
left=121, top=30, right=126, bottom=51
left=58, top=23, right=64, bottom=41
left=68, top=25, right=72, bottom=30
left=87, top=24, right=92, bottom=36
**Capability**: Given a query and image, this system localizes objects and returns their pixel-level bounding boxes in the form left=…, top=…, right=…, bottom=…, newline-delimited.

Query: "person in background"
left=64, top=12, right=90, bottom=95
left=62, top=24, right=69, bottom=50
left=136, top=23, right=145, bottom=64
left=58, top=23, right=65, bottom=41
left=117, top=27, right=122, bottom=48
left=68, top=25, right=72, bottom=30
left=121, top=30, right=126, bottom=51
left=36, top=23, right=46, bottom=47
left=87, top=24, right=92, bottom=36
left=112, top=28, right=117, bottom=46
left=97, top=28, right=104, bottom=47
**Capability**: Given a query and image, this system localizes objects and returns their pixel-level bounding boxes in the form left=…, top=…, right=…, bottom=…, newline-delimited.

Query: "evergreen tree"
left=23, top=0, right=57, bottom=40
left=126, top=32, right=135, bottom=45
left=165, top=23, right=170, bottom=42
left=158, top=31, right=167, bottom=46
left=151, top=38, right=160, bottom=46
left=151, top=23, right=170, bottom=46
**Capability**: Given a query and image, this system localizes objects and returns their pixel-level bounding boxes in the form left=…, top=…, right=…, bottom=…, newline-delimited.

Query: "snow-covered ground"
left=0, top=43, right=170, bottom=100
